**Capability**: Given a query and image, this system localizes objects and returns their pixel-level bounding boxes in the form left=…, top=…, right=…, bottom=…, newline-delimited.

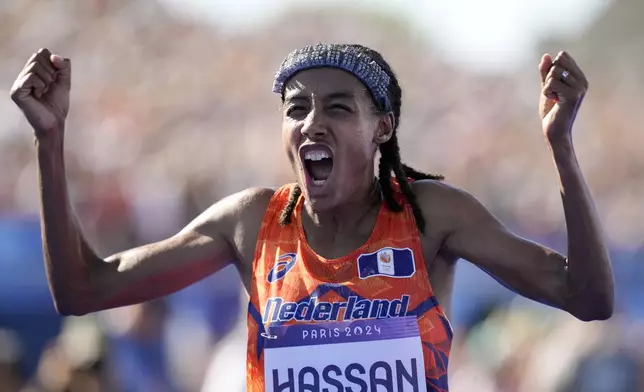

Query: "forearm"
left=37, top=139, right=101, bottom=315
left=549, top=136, right=614, bottom=319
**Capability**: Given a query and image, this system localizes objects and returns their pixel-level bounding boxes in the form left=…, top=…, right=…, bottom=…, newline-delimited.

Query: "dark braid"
left=364, top=46, right=443, bottom=233
left=278, top=44, right=443, bottom=233
left=278, top=184, right=301, bottom=225
left=378, top=132, right=443, bottom=233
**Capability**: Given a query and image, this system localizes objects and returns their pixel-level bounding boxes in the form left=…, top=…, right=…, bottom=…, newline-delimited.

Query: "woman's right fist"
left=10, top=48, right=71, bottom=139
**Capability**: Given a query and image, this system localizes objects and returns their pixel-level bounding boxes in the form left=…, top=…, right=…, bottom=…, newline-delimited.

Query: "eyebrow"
left=284, top=91, right=357, bottom=102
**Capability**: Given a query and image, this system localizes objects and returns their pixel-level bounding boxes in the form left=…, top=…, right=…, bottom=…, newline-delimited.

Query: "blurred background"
left=1, top=0, right=643, bottom=391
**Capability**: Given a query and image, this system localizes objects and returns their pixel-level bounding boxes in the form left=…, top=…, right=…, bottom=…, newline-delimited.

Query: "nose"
left=300, top=107, right=328, bottom=139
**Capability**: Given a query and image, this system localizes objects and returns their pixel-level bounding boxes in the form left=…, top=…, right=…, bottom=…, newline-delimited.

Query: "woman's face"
left=281, top=68, right=391, bottom=212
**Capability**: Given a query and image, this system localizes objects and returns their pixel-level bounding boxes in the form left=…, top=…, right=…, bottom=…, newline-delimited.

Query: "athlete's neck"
left=302, top=176, right=381, bottom=237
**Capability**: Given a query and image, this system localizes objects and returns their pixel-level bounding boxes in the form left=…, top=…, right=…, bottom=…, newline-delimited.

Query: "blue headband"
left=272, top=43, right=392, bottom=111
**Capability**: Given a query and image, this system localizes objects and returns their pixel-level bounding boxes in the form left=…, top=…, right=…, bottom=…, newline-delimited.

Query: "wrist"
left=547, top=138, right=580, bottom=175
left=546, top=134, right=574, bottom=157
left=36, top=135, right=64, bottom=159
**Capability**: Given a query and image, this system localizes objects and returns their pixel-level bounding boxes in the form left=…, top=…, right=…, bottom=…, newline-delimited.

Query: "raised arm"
left=419, top=51, right=614, bottom=322
left=426, top=181, right=613, bottom=321
left=39, top=155, right=265, bottom=315
left=10, top=48, right=271, bottom=315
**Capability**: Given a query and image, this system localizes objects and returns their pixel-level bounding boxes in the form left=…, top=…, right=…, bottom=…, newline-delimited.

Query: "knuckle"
left=35, top=61, right=52, bottom=73
left=25, top=53, right=37, bottom=65
left=24, top=62, right=38, bottom=74
left=26, top=73, right=43, bottom=86
left=9, top=83, right=27, bottom=102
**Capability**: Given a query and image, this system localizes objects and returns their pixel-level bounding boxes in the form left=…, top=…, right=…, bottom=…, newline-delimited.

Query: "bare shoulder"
left=184, top=187, right=276, bottom=236
left=410, top=179, right=472, bottom=203
left=227, top=186, right=276, bottom=232
left=410, top=179, right=493, bottom=233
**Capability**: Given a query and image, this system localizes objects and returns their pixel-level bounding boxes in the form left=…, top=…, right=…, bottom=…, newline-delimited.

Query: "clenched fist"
left=10, top=48, right=71, bottom=142
left=538, top=51, right=588, bottom=144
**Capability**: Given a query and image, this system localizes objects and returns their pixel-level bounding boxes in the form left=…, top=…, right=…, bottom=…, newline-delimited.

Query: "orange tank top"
left=247, top=183, right=453, bottom=392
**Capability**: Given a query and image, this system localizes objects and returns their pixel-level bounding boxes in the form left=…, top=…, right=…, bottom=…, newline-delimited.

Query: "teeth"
left=313, top=180, right=326, bottom=186
left=304, top=149, right=330, bottom=161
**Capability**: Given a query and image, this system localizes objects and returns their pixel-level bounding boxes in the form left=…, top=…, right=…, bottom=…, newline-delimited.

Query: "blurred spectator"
left=1, top=0, right=643, bottom=391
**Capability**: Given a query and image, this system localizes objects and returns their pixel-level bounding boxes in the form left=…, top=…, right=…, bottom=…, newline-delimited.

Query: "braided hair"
left=278, top=44, right=443, bottom=233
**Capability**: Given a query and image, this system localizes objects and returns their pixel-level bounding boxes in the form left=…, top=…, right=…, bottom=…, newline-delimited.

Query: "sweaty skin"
left=10, top=48, right=613, bottom=323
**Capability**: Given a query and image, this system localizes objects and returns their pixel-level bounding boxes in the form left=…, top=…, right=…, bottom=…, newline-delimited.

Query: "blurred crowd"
left=0, top=0, right=643, bottom=391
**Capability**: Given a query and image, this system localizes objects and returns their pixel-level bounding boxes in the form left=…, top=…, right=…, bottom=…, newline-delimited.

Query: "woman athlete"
left=11, top=44, right=614, bottom=391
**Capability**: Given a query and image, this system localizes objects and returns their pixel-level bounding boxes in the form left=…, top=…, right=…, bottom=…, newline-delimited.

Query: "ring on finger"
left=561, top=70, right=570, bottom=82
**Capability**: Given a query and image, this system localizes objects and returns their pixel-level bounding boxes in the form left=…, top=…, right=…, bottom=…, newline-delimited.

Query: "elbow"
left=53, top=303, right=85, bottom=317
left=568, top=293, right=614, bottom=322
left=48, top=272, right=102, bottom=316
left=573, top=306, right=613, bottom=322
left=51, top=294, right=94, bottom=317
left=53, top=301, right=90, bottom=317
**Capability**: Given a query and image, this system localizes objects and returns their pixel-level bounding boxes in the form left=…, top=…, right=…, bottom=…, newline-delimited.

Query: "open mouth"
left=300, top=144, right=334, bottom=186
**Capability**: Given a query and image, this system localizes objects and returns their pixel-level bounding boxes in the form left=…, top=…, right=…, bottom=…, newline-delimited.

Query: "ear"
left=374, top=112, right=395, bottom=144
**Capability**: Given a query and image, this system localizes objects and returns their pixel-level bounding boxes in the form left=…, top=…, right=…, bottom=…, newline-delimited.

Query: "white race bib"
left=263, top=316, right=427, bottom=392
